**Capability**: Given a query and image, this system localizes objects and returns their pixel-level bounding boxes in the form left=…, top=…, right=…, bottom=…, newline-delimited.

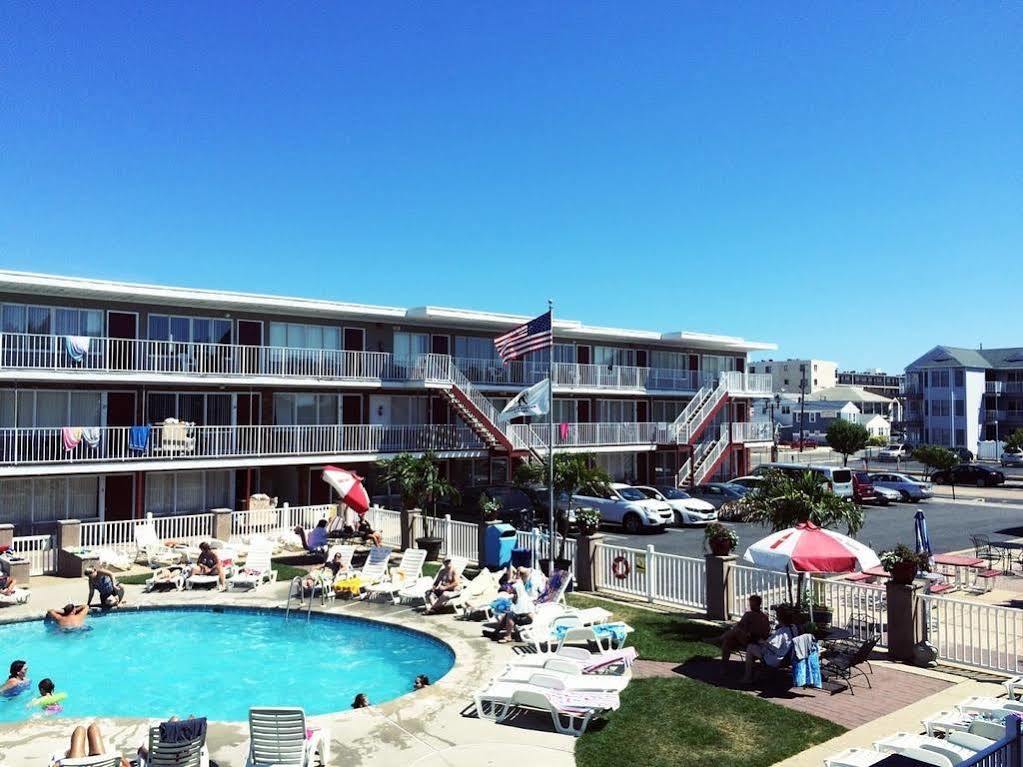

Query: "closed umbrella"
left=743, top=522, right=881, bottom=574
left=914, top=509, right=933, bottom=559
left=321, top=466, right=370, bottom=514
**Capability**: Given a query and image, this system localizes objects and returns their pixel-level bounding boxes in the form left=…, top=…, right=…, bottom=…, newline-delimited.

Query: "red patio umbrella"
left=321, top=466, right=370, bottom=514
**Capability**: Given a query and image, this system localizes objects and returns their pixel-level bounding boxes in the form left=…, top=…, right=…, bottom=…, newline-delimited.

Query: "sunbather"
left=146, top=565, right=185, bottom=591
left=423, top=557, right=461, bottom=614
left=47, top=603, right=89, bottom=630
left=294, top=519, right=329, bottom=553
left=297, top=551, right=347, bottom=602
left=357, top=518, right=383, bottom=547
left=492, top=580, right=534, bottom=644
left=713, top=595, right=771, bottom=666
left=63, top=721, right=130, bottom=767
left=0, top=572, right=17, bottom=595
left=1, top=660, right=29, bottom=694
left=742, top=622, right=797, bottom=683
left=85, top=566, right=125, bottom=608
left=193, top=542, right=226, bottom=591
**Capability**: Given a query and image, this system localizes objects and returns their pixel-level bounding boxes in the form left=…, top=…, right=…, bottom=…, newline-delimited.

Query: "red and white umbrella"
left=742, top=522, right=880, bottom=574
left=321, top=466, right=370, bottom=515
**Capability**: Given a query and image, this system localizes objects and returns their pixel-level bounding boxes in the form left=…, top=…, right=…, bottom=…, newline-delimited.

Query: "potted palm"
left=880, top=544, right=930, bottom=584
left=377, top=451, right=458, bottom=562
left=704, top=522, right=738, bottom=556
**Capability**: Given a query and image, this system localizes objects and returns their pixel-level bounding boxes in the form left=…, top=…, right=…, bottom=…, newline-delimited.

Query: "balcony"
left=454, top=357, right=713, bottom=394
left=506, top=422, right=675, bottom=451
left=987, top=381, right=1023, bottom=395
left=731, top=421, right=774, bottom=443
left=0, top=423, right=485, bottom=474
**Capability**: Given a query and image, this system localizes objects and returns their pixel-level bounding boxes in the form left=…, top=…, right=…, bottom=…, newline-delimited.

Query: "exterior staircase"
left=676, top=424, right=731, bottom=487
left=672, top=375, right=730, bottom=445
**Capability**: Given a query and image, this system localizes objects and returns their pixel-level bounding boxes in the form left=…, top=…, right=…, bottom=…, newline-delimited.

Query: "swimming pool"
left=0, top=607, right=454, bottom=722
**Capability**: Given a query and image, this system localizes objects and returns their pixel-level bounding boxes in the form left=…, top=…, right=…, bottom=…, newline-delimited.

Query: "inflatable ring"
left=611, top=556, right=631, bottom=580
left=28, top=692, right=67, bottom=708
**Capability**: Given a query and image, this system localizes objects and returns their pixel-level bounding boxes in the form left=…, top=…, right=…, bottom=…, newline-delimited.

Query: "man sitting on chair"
left=714, top=594, right=771, bottom=667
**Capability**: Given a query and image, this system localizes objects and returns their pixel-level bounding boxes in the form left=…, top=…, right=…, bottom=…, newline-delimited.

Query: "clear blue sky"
left=2, top=2, right=1020, bottom=371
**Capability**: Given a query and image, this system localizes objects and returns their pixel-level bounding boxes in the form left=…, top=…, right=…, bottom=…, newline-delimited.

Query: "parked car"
left=686, top=482, right=748, bottom=509
left=873, top=484, right=901, bottom=505
left=447, top=484, right=540, bottom=530
left=952, top=447, right=975, bottom=462
left=868, top=472, right=934, bottom=502
left=571, top=482, right=673, bottom=534
left=929, top=464, right=1005, bottom=487
left=852, top=472, right=880, bottom=505
left=877, top=443, right=912, bottom=462
left=637, top=486, right=717, bottom=526
left=1001, top=449, right=1023, bottom=468
left=753, top=463, right=855, bottom=498
left=726, top=475, right=765, bottom=493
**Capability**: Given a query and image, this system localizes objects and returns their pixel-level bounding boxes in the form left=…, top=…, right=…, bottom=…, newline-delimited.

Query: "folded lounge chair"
left=450, top=568, right=499, bottom=618
left=245, top=707, right=329, bottom=767
left=474, top=673, right=620, bottom=736
left=364, top=548, right=427, bottom=604
left=507, top=646, right=638, bottom=678
left=230, top=540, right=277, bottom=590
left=497, top=664, right=631, bottom=692
left=825, top=746, right=951, bottom=767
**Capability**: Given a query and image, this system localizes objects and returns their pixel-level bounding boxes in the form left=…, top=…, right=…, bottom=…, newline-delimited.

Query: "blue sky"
left=2, top=2, right=1020, bottom=371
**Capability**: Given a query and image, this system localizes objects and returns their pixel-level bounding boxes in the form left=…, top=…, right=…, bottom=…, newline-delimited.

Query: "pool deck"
left=0, top=575, right=577, bottom=767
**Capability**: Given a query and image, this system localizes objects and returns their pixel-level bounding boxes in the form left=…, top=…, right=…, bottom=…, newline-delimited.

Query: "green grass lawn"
left=566, top=594, right=845, bottom=767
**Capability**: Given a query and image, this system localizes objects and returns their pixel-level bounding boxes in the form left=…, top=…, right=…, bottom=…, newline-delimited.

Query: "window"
left=145, top=470, right=233, bottom=516
left=765, top=365, right=772, bottom=373
left=268, top=322, right=341, bottom=351
left=594, top=453, right=637, bottom=483
left=393, top=332, right=429, bottom=360
left=0, top=476, right=100, bottom=533
left=273, top=393, right=339, bottom=425
left=148, top=314, right=232, bottom=345
left=650, top=351, right=690, bottom=371
left=1, top=302, right=103, bottom=337
left=148, top=392, right=232, bottom=426
left=813, top=379, right=818, bottom=386
left=930, top=399, right=950, bottom=417
left=783, top=379, right=789, bottom=386
left=596, top=399, right=637, bottom=423
left=388, top=396, right=428, bottom=425
left=651, top=400, right=686, bottom=422
left=533, top=399, right=577, bottom=424
left=954, top=400, right=965, bottom=417
left=928, top=370, right=950, bottom=387
left=955, top=429, right=965, bottom=447
left=954, top=370, right=964, bottom=387
left=593, top=346, right=636, bottom=368
left=9, top=390, right=102, bottom=428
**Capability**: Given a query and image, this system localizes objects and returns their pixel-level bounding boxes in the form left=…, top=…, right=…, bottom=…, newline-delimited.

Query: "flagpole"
left=547, top=298, right=555, bottom=575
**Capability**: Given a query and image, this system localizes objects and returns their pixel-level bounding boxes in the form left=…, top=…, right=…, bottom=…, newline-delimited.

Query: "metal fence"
left=920, top=593, right=1023, bottom=675
left=11, top=534, right=55, bottom=575
left=594, top=542, right=707, bottom=610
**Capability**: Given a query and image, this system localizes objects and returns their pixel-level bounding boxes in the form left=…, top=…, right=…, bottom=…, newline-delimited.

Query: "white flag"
left=498, top=378, right=550, bottom=423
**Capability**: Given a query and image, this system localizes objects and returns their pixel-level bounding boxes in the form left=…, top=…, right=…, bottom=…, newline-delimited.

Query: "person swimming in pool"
left=47, top=603, right=89, bottom=630
left=351, top=693, right=369, bottom=708
left=85, top=566, right=125, bottom=609
left=413, top=674, right=430, bottom=690
left=1, top=660, right=29, bottom=695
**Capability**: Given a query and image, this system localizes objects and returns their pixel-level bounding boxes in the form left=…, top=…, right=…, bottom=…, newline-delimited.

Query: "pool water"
left=0, top=608, right=454, bottom=722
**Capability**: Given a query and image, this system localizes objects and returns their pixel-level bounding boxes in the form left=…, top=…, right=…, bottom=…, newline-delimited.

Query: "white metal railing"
left=148, top=512, right=214, bottom=543
left=731, top=421, right=773, bottom=443
left=594, top=542, right=706, bottom=610
left=987, top=381, right=1023, bottom=394
left=729, top=564, right=791, bottom=619
left=454, top=356, right=712, bottom=393
left=0, top=424, right=484, bottom=467
left=0, top=332, right=416, bottom=382
left=366, top=507, right=402, bottom=548
left=10, top=534, right=55, bottom=575
left=693, top=425, right=731, bottom=485
left=920, top=593, right=1023, bottom=674
left=720, top=371, right=774, bottom=396
left=810, top=575, right=888, bottom=647
left=507, top=422, right=673, bottom=450
left=80, top=519, right=136, bottom=553
left=447, top=517, right=479, bottom=562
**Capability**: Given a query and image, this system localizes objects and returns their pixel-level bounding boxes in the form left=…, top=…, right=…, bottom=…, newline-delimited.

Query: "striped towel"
left=553, top=622, right=628, bottom=644
left=548, top=689, right=619, bottom=713
left=583, top=646, right=638, bottom=673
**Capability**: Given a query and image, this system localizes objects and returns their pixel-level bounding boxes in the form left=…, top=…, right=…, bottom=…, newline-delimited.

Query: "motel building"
left=0, top=271, right=776, bottom=535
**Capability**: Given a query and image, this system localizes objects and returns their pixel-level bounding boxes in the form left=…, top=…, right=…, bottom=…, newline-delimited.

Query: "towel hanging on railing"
left=559, top=422, right=570, bottom=440
left=129, top=425, right=151, bottom=452
left=61, top=426, right=83, bottom=451
left=81, top=426, right=101, bottom=448
left=65, top=336, right=91, bottom=363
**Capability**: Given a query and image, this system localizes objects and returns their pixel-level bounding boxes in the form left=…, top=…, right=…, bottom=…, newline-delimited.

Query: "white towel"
left=81, top=426, right=101, bottom=448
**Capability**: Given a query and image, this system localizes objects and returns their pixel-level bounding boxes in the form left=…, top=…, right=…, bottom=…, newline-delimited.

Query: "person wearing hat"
left=85, top=566, right=125, bottom=609
left=47, top=603, right=89, bottom=630
left=422, top=556, right=462, bottom=615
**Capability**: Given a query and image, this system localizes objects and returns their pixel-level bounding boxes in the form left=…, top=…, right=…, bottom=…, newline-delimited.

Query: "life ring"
left=611, top=556, right=631, bottom=580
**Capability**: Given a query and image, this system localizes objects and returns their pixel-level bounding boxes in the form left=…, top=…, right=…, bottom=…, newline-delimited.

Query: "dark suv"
left=929, top=464, right=1005, bottom=487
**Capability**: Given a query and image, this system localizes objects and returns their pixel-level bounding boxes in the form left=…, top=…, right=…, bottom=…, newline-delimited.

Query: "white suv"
left=878, top=444, right=912, bottom=462
left=572, top=482, right=673, bottom=534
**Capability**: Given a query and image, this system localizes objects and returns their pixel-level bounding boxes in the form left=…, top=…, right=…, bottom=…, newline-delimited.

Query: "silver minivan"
left=754, top=462, right=855, bottom=498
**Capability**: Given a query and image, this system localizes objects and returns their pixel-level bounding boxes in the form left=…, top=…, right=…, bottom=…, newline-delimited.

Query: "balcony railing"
left=0, top=424, right=484, bottom=467
left=506, top=422, right=675, bottom=449
left=0, top=332, right=748, bottom=394
left=731, top=421, right=774, bottom=443
left=987, top=381, right=1023, bottom=394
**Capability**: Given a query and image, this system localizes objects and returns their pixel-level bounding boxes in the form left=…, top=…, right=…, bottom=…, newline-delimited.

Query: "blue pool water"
left=0, top=608, right=454, bottom=722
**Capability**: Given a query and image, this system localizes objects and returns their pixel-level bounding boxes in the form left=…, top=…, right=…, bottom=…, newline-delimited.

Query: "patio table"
left=989, top=540, right=1023, bottom=574
left=931, top=554, right=983, bottom=590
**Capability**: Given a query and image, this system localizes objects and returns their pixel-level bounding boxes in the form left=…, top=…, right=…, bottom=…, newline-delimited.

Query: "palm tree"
left=739, top=469, right=865, bottom=535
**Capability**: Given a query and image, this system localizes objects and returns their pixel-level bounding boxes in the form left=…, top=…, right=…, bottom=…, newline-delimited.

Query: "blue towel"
left=65, top=335, right=90, bottom=362
left=490, top=596, right=512, bottom=616
left=792, top=648, right=823, bottom=689
left=553, top=622, right=627, bottom=644
left=129, top=425, right=151, bottom=452
left=160, top=716, right=206, bottom=744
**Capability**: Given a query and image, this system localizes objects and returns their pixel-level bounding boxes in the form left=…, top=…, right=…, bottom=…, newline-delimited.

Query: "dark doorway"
left=104, top=474, right=135, bottom=521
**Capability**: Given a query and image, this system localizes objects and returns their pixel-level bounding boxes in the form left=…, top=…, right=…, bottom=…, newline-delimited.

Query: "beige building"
left=747, top=358, right=838, bottom=394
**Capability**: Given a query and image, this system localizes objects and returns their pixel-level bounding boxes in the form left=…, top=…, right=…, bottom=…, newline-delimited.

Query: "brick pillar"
left=886, top=581, right=924, bottom=662
left=0, top=523, right=13, bottom=553
left=705, top=554, right=736, bottom=621
left=56, top=519, right=82, bottom=550
left=574, top=532, right=603, bottom=592
left=212, top=508, right=233, bottom=542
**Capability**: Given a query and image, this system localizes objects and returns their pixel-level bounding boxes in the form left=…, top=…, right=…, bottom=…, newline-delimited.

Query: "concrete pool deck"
left=0, top=576, right=577, bottom=766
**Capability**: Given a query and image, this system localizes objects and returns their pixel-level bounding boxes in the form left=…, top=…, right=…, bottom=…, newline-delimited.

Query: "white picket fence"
left=365, top=507, right=402, bottom=549
left=729, top=563, right=791, bottom=618
left=11, top=535, right=56, bottom=576
left=920, top=593, right=1023, bottom=674
left=594, top=543, right=707, bottom=610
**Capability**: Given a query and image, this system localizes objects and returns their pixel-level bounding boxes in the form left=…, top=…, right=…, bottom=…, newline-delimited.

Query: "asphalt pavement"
left=600, top=494, right=1023, bottom=559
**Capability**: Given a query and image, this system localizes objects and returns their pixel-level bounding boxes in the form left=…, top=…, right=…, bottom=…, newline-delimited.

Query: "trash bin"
left=484, top=523, right=517, bottom=569
left=511, top=547, right=532, bottom=568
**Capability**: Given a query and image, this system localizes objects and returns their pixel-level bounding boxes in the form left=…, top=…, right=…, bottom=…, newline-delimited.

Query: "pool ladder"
left=284, top=576, right=332, bottom=622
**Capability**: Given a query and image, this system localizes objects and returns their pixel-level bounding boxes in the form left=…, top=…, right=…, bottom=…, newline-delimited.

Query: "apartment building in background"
left=837, top=369, right=904, bottom=400
left=747, top=358, right=837, bottom=394
left=0, top=271, right=776, bottom=534
left=904, top=345, right=1023, bottom=451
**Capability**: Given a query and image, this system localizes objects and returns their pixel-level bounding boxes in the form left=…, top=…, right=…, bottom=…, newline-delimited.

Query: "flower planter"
left=889, top=561, right=918, bottom=584
left=415, top=536, right=443, bottom=562
left=709, top=538, right=734, bottom=556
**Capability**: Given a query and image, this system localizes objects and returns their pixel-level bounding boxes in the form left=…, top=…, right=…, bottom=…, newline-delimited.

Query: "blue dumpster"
left=484, top=523, right=517, bottom=569
left=511, top=547, right=532, bottom=568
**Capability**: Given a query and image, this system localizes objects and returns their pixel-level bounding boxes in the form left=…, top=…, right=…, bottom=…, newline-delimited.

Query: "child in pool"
left=31, top=678, right=63, bottom=714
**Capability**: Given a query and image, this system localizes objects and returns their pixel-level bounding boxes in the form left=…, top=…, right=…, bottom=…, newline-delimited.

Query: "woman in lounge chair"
left=193, top=542, right=226, bottom=591
left=492, top=580, right=534, bottom=644
left=85, top=567, right=125, bottom=608
left=1, top=660, right=29, bottom=694
left=423, top=557, right=462, bottom=615
left=714, top=595, right=771, bottom=666
left=517, top=566, right=546, bottom=600
left=296, top=551, right=347, bottom=603
left=294, top=519, right=329, bottom=554
left=356, top=517, right=383, bottom=547
left=63, top=721, right=130, bottom=767
left=742, top=621, right=797, bottom=684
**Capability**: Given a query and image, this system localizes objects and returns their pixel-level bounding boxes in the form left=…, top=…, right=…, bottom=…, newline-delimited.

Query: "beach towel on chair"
left=583, top=646, right=638, bottom=673
left=553, top=622, right=628, bottom=644
left=548, top=689, right=619, bottom=714
left=160, top=716, right=207, bottom=744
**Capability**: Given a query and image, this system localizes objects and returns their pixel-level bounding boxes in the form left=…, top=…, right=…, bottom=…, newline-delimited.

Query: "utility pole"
left=798, top=364, right=807, bottom=452
left=769, top=392, right=780, bottom=462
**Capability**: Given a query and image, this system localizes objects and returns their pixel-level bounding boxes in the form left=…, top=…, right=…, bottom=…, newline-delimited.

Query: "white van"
left=753, top=462, right=854, bottom=499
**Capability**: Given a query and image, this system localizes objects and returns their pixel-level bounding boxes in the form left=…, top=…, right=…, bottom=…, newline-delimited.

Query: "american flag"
left=494, top=310, right=553, bottom=363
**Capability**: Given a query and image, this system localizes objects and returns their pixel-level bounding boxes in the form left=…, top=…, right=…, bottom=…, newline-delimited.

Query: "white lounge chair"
left=474, top=673, right=619, bottom=737
left=517, top=608, right=615, bottom=653
left=923, top=706, right=1017, bottom=737
left=497, top=664, right=631, bottom=692
left=291, top=545, right=356, bottom=606
left=874, top=732, right=975, bottom=765
left=356, top=546, right=392, bottom=588
left=185, top=547, right=237, bottom=591
left=825, top=746, right=952, bottom=767
left=134, top=523, right=183, bottom=567
left=507, top=645, right=638, bottom=678
left=144, top=567, right=186, bottom=593
left=137, top=721, right=208, bottom=767
left=364, top=548, right=427, bottom=604
left=0, top=588, right=30, bottom=606
left=451, top=568, right=499, bottom=618
left=398, top=556, right=468, bottom=606
left=231, top=540, right=277, bottom=591
left=956, top=695, right=1023, bottom=716
left=551, top=618, right=633, bottom=654
left=245, top=707, right=329, bottom=767
left=58, top=756, right=124, bottom=767
left=94, top=547, right=133, bottom=571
